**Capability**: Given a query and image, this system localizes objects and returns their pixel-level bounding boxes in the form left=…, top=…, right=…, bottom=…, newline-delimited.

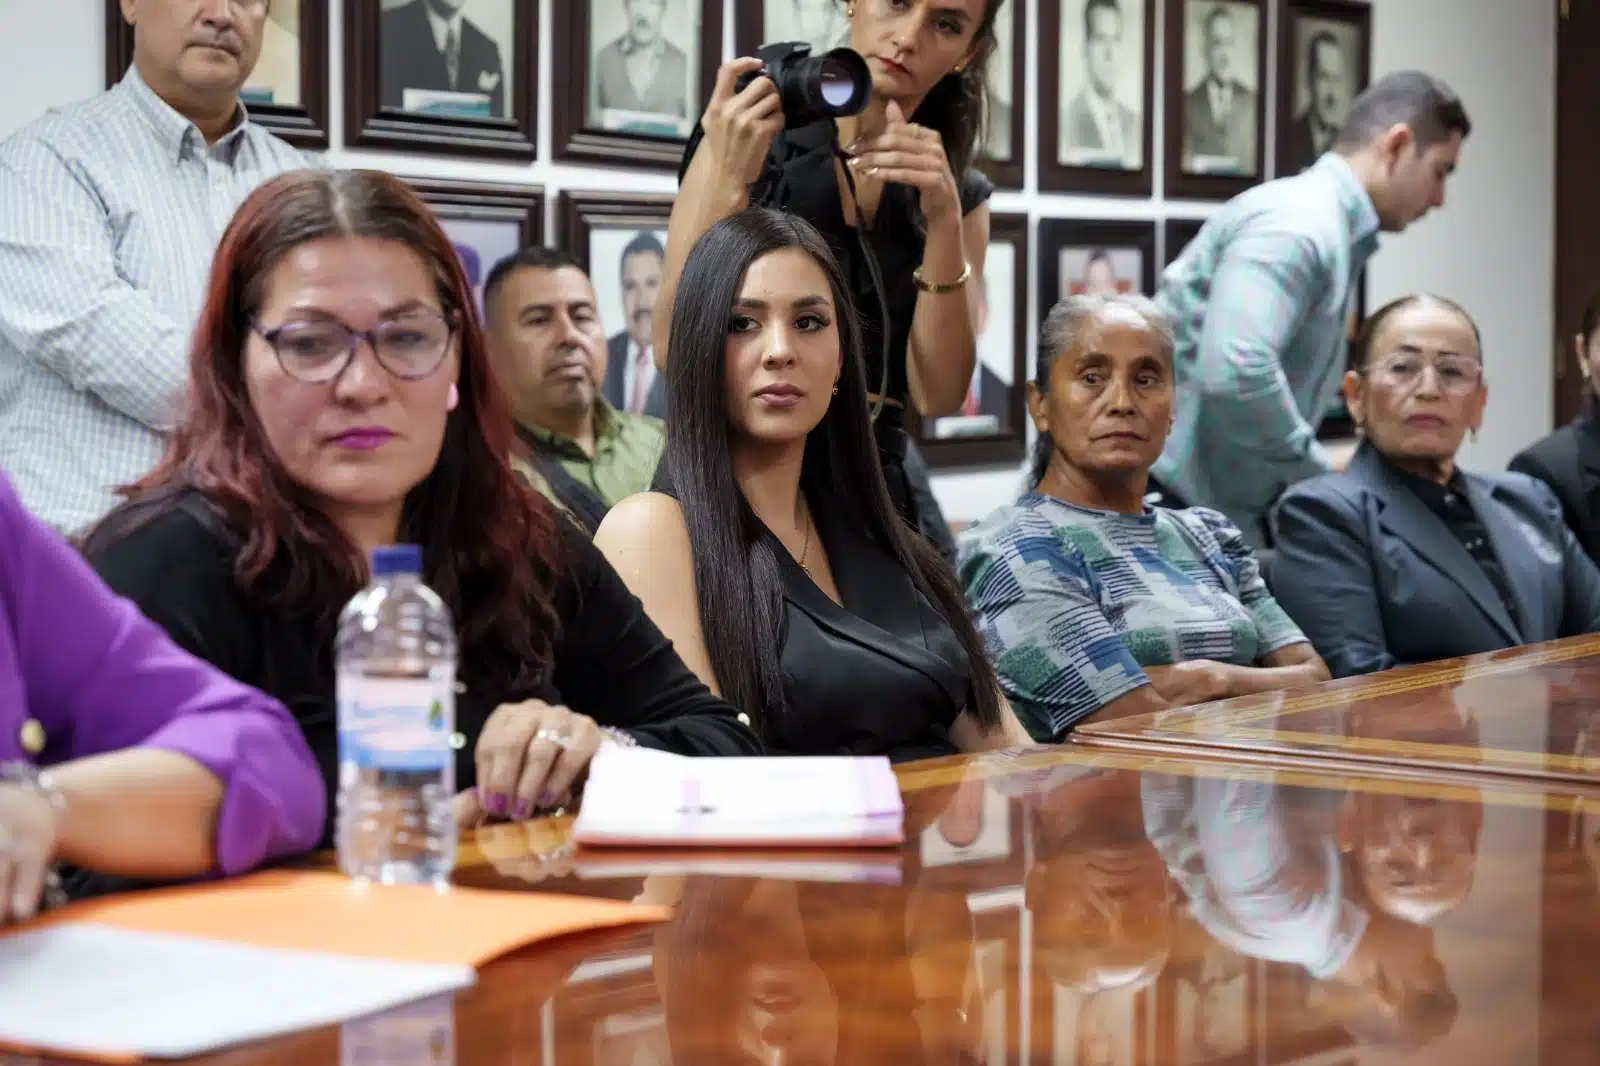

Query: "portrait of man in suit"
left=1060, top=0, right=1144, bottom=170
left=1181, top=1, right=1259, bottom=176
left=1283, top=23, right=1356, bottom=174
left=380, top=0, right=509, bottom=118
left=980, top=0, right=1015, bottom=161
left=600, top=231, right=668, bottom=418
left=591, top=0, right=693, bottom=135
left=1060, top=246, right=1144, bottom=299
left=240, top=0, right=300, bottom=107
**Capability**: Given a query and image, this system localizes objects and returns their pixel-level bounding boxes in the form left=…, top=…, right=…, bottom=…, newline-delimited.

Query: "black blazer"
left=380, top=0, right=506, bottom=117
left=1271, top=444, right=1600, bottom=678
left=1508, top=404, right=1600, bottom=564
left=603, top=331, right=666, bottom=418
left=86, top=492, right=759, bottom=846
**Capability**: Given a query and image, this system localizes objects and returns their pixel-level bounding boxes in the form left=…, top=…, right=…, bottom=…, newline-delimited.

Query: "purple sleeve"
left=0, top=476, right=325, bottom=873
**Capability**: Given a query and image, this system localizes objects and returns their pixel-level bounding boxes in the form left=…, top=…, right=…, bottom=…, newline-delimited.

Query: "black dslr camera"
left=736, top=41, right=871, bottom=129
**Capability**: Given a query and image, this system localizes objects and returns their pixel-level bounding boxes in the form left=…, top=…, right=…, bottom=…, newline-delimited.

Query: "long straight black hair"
left=659, top=207, right=1003, bottom=738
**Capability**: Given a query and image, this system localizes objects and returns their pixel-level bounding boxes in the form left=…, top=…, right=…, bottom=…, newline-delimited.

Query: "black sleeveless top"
left=680, top=119, right=995, bottom=408
left=660, top=482, right=970, bottom=761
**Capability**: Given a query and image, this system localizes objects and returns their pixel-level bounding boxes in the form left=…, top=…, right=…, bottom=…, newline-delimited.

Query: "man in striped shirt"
left=0, top=0, right=310, bottom=532
left=1150, top=72, right=1470, bottom=547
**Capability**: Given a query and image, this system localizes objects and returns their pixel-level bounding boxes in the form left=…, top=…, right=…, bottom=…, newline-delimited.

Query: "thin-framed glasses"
left=1361, top=354, right=1484, bottom=395
left=253, top=310, right=457, bottom=385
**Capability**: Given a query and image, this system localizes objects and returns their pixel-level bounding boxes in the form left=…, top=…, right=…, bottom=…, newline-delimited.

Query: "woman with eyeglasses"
left=1272, top=294, right=1600, bottom=678
left=83, top=170, right=759, bottom=847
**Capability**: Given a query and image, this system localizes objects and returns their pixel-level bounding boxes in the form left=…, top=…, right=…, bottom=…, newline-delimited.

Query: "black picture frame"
left=1039, top=0, right=1158, bottom=197
left=345, top=0, right=539, bottom=160
left=552, top=0, right=725, bottom=169
left=104, top=0, right=330, bottom=149
left=913, top=214, right=1031, bottom=469
left=1164, top=0, right=1270, bottom=200
left=1038, top=219, right=1159, bottom=314
left=410, top=179, right=545, bottom=312
left=556, top=192, right=676, bottom=268
left=1162, top=217, right=1207, bottom=266
left=1274, top=0, right=1372, bottom=178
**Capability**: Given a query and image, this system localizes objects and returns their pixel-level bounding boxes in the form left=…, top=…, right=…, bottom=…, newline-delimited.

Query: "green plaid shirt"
left=1152, top=154, right=1380, bottom=544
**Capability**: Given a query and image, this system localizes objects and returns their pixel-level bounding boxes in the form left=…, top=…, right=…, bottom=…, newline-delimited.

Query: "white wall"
left=0, top=0, right=1554, bottom=521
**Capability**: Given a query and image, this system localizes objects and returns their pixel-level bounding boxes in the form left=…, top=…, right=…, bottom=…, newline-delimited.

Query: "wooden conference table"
left=43, top=639, right=1600, bottom=1065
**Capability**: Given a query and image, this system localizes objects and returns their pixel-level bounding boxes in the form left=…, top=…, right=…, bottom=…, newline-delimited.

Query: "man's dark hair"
left=1203, top=3, right=1234, bottom=38
left=1305, top=30, right=1340, bottom=88
left=1334, top=71, right=1471, bottom=153
left=1083, top=0, right=1121, bottom=39
left=482, top=246, right=585, bottom=316
left=619, top=230, right=666, bottom=278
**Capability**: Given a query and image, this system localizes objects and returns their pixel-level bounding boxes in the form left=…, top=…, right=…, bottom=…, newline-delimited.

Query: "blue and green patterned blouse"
left=957, top=494, right=1306, bottom=742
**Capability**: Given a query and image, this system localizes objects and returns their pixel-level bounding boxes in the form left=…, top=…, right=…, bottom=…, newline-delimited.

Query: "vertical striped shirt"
left=957, top=494, right=1305, bottom=741
left=0, top=66, right=310, bottom=532
left=1152, top=153, right=1381, bottom=545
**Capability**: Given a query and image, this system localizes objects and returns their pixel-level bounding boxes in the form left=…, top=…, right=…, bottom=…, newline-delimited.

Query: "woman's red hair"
left=87, top=169, right=562, bottom=677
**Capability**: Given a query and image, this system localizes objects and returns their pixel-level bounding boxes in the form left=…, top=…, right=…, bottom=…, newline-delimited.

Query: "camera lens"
left=818, top=57, right=859, bottom=109
left=802, top=49, right=870, bottom=118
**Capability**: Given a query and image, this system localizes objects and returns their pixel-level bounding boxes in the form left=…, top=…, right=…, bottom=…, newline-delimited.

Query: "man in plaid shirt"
left=1151, top=71, right=1471, bottom=547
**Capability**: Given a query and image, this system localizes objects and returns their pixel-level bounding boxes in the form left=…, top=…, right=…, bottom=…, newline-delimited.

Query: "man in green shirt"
left=483, top=248, right=665, bottom=527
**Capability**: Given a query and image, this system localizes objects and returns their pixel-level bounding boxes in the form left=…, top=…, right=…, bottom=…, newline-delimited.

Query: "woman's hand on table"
left=0, top=782, right=63, bottom=924
left=471, top=700, right=603, bottom=822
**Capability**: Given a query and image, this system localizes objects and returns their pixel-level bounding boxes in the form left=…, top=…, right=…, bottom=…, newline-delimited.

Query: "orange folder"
left=22, top=868, right=671, bottom=968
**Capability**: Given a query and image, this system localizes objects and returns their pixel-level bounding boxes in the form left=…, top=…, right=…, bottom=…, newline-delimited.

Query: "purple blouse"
left=0, top=473, right=323, bottom=874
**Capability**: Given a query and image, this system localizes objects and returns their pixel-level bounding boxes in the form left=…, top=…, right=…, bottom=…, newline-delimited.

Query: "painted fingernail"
left=487, top=792, right=506, bottom=815
left=538, top=791, right=556, bottom=808
left=512, top=799, right=531, bottom=819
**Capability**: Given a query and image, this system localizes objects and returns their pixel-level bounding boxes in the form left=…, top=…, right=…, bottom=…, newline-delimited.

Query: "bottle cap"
left=370, top=544, right=423, bottom=577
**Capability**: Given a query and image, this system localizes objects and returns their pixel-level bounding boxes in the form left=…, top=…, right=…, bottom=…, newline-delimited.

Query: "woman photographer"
left=654, top=0, right=1006, bottom=535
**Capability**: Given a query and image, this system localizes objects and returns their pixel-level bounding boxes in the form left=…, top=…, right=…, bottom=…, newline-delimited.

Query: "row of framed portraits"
left=408, top=177, right=1361, bottom=473
left=104, top=0, right=1370, bottom=197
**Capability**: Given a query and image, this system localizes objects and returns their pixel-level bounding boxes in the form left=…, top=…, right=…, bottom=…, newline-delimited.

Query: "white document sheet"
left=572, top=747, right=906, bottom=847
left=0, top=923, right=476, bottom=1059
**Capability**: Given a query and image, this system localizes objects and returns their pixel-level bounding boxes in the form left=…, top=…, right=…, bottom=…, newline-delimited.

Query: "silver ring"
left=533, top=727, right=574, bottom=750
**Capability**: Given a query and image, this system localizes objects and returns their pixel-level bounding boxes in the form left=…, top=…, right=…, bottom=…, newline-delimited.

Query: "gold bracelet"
left=912, top=261, right=971, bottom=294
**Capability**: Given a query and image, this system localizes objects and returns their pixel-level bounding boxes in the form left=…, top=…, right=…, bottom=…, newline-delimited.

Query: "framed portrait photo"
left=1038, top=219, right=1158, bottom=314
left=1164, top=0, right=1268, bottom=200
left=1040, top=0, right=1156, bottom=196
left=1275, top=0, right=1371, bottom=177
left=346, top=0, right=537, bottom=159
left=978, top=0, right=1026, bottom=189
left=915, top=214, right=1029, bottom=469
left=104, top=0, right=330, bottom=148
left=408, top=180, right=544, bottom=314
left=557, top=193, right=675, bottom=418
left=553, top=0, right=724, bottom=168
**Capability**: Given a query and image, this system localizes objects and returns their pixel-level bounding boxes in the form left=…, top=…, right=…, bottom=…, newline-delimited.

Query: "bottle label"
left=337, top=677, right=454, bottom=774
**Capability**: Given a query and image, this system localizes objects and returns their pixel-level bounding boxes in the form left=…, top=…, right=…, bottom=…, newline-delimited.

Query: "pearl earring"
left=846, top=4, right=855, bottom=16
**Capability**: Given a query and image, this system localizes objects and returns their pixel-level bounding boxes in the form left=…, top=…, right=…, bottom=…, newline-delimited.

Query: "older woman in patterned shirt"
left=958, top=294, right=1329, bottom=742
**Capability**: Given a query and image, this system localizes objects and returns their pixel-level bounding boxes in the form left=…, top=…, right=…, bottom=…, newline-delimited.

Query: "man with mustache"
left=483, top=248, right=665, bottom=531
left=594, top=0, right=690, bottom=124
left=380, top=0, right=506, bottom=118
left=603, top=232, right=668, bottom=418
left=0, top=0, right=309, bottom=532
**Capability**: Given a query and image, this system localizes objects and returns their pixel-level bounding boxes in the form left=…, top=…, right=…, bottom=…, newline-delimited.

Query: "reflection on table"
left=94, top=740, right=1600, bottom=1066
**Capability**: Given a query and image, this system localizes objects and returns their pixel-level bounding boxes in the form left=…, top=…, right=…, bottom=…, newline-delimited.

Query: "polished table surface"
left=60, top=745, right=1600, bottom=1066
left=1073, top=635, right=1600, bottom=792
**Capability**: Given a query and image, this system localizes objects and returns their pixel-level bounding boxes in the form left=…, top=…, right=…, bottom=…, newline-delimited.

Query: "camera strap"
left=830, top=130, right=893, bottom=425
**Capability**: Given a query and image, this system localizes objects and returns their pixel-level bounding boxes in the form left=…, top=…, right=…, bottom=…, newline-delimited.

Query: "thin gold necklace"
left=797, top=498, right=813, bottom=577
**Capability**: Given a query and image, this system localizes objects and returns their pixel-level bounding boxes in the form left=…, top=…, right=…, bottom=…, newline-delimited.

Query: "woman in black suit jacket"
left=1272, top=295, right=1600, bottom=678
left=1509, top=288, right=1600, bottom=562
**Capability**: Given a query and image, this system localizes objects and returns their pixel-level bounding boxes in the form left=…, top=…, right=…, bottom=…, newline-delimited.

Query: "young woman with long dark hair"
left=653, top=0, right=1009, bottom=537
left=596, top=207, right=1029, bottom=758
left=82, top=169, right=758, bottom=846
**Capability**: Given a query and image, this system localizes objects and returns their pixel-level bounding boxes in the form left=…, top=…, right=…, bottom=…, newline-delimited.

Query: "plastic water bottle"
left=335, top=544, right=457, bottom=885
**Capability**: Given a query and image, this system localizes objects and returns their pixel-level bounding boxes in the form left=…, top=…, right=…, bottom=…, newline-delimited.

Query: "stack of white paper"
left=0, top=924, right=474, bottom=1059
left=573, top=748, right=905, bottom=847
